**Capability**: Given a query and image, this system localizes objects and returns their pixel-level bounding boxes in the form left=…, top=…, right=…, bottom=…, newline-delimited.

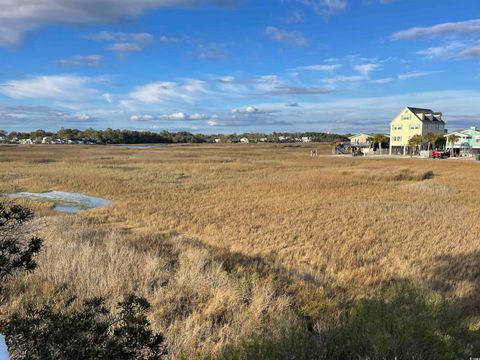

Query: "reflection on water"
left=5, top=191, right=111, bottom=213
left=0, top=334, right=8, bottom=360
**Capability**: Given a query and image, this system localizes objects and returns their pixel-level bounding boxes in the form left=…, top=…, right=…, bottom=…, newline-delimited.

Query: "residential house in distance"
left=445, top=126, right=480, bottom=155
left=348, top=133, right=373, bottom=146
left=389, top=107, right=446, bottom=155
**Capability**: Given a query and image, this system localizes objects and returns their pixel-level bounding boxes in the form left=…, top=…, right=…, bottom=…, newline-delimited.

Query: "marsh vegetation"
left=1, top=143, right=480, bottom=358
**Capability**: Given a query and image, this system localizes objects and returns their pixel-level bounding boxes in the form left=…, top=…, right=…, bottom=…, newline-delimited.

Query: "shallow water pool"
left=5, top=191, right=111, bottom=213
left=0, top=335, right=8, bottom=360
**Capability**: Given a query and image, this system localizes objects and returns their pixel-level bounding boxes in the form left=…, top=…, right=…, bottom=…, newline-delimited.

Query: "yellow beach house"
left=389, top=107, right=446, bottom=155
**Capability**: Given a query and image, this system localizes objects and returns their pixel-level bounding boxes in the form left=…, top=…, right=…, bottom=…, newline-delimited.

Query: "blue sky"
left=0, top=0, right=479, bottom=134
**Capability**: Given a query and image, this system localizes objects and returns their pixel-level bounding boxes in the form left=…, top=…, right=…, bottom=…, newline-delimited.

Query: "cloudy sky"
left=0, top=0, right=479, bottom=133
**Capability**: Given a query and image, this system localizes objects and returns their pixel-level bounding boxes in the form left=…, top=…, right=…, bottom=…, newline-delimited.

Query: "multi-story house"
left=445, top=126, right=480, bottom=155
left=389, top=107, right=446, bottom=155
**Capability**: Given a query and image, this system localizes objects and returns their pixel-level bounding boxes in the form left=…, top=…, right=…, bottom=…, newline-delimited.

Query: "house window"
left=409, top=125, right=414, bottom=130
left=415, top=125, right=420, bottom=129
left=402, top=115, right=411, bottom=120
left=392, top=125, right=402, bottom=130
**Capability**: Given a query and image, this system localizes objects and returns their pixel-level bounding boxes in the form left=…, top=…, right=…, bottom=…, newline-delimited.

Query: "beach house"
left=445, top=126, right=480, bottom=155
left=389, top=107, right=446, bottom=155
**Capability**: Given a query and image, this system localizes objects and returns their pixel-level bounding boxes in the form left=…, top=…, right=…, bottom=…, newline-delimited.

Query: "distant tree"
left=423, top=132, right=437, bottom=152
left=0, top=203, right=43, bottom=282
left=408, top=134, right=424, bottom=153
left=367, top=134, right=388, bottom=152
left=447, top=134, right=460, bottom=157
left=3, top=295, right=166, bottom=359
left=57, top=128, right=81, bottom=141
left=30, top=130, right=50, bottom=143
left=434, top=134, right=446, bottom=150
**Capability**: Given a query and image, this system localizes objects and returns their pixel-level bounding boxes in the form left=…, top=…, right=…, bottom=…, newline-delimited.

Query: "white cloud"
left=0, top=75, right=99, bottom=101
left=461, top=45, right=480, bottom=58
left=75, top=113, right=91, bottom=120
left=197, top=43, right=227, bottom=60
left=391, top=19, right=480, bottom=40
left=159, top=35, right=180, bottom=43
left=370, top=77, right=394, bottom=84
left=207, top=119, right=218, bottom=126
left=162, top=112, right=186, bottom=120
left=321, top=75, right=365, bottom=85
left=90, top=31, right=153, bottom=53
left=102, top=93, right=113, bottom=103
left=265, top=26, right=308, bottom=47
left=130, top=114, right=154, bottom=121
left=398, top=71, right=440, bottom=80
left=417, top=41, right=480, bottom=59
left=58, top=54, right=102, bottom=67
left=294, top=0, right=347, bottom=17
left=354, top=63, right=382, bottom=77
left=294, top=64, right=342, bottom=71
left=285, top=10, right=304, bottom=24
left=189, top=113, right=207, bottom=120
left=130, top=79, right=208, bottom=104
left=0, top=0, right=238, bottom=46
left=232, top=106, right=260, bottom=114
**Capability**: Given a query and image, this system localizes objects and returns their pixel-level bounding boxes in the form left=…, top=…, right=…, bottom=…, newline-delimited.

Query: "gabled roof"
left=446, top=130, right=471, bottom=138
left=406, top=107, right=445, bottom=124
left=448, top=128, right=480, bottom=137
left=407, top=107, right=433, bottom=113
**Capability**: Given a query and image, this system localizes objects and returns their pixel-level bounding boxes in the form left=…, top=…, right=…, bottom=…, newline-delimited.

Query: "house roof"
left=348, top=133, right=374, bottom=139
left=446, top=130, right=471, bottom=137
left=406, top=107, right=445, bottom=124
left=407, top=107, right=433, bottom=113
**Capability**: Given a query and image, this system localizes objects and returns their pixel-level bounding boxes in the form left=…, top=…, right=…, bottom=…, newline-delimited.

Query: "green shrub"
left=323, top=284, right=474, bottom=360
left=3, top=294, right=165, bottom=359
left=220, top=313, right=320, bottom=360
left=221, top=285, right=477, bottom=360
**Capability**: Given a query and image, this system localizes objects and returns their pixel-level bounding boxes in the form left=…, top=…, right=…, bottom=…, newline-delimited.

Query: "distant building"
left=19, top=139, right=33, bottom=144
left=389, top=107, right=446, bottom=155
left=445, top=126, right=480, bottom=155
left=240, top=137, right=249, bottom=143
left=348, top=133, right=373, bottom=147
left=301, top=136, right=312, bottom=143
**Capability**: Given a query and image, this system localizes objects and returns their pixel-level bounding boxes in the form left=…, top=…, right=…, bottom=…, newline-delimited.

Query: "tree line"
left=0, top=128, right=349, bottom=144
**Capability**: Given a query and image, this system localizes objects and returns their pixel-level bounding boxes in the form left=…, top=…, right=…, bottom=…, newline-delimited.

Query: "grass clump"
left=323, top=284, right=475, bottom=360
left=223, top=285, right=477, bottom=360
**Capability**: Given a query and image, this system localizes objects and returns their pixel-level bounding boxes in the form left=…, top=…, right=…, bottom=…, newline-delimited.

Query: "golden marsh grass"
left=2, top=143, right=480, bottom=356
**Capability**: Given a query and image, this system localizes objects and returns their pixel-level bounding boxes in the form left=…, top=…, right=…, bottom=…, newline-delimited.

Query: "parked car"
left=432, top=150, right=450, bottom=159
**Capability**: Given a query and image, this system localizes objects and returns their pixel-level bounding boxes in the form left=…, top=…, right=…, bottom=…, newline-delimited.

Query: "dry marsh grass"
left=2, top=143, right=480, bottom=356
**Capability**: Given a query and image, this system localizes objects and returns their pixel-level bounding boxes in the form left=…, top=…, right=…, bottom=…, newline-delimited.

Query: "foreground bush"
left=3, top=294, right=165, bottom=359
left=0, top=202, right=42, bottom=281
